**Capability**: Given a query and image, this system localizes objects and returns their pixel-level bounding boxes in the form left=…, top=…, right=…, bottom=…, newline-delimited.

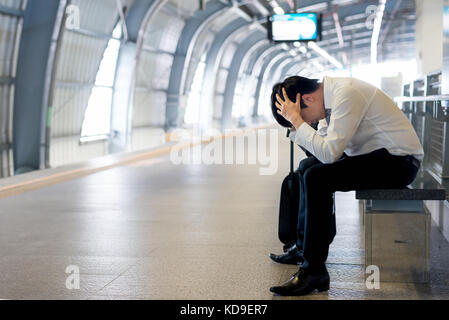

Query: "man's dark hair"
left=271, top=76, right=320, bottom=128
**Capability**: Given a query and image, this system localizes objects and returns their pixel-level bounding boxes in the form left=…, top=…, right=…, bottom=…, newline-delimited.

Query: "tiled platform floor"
left=0, top=129, right=448, bottom=299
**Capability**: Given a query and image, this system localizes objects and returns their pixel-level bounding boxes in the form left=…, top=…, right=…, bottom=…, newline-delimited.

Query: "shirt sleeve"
left=294, top=89, right=367, bottom=163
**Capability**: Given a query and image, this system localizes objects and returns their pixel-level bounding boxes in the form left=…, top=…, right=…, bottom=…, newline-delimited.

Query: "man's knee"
left=297, top=156, right=319, bottom=175
left=303, top=164, right=327, bottom=189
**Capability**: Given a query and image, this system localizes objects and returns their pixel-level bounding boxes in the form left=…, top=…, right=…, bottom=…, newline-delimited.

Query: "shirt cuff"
left=294, top=123, right=317, bottom=154
left=288, top=129, right=297, bottom=142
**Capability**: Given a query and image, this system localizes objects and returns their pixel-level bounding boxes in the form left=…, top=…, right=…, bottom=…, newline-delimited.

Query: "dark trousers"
left=295, top=156, right=336, bottom=254
left=298, top=148, right=420, bottom=274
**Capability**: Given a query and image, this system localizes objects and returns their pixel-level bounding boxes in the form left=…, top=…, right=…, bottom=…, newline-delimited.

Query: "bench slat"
left=355, top=188, right=446, bottom=200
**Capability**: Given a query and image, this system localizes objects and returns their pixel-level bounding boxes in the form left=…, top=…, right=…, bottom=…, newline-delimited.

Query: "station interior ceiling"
left=0, top=0, right=417, bottom=176
left=1, top=0, right=449, bottom=301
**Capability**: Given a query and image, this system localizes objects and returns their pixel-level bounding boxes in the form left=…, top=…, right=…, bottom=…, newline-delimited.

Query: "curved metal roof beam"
left=13, top=0, right=67, bottom=173
left=244, top=42, right=274, bottom=75
left=198, top=17, right=253, bottom=130
left=165, top=0, right=231, bottom=130
left=270, top=55, right=296, bottom=86
left=254, top=51, right=292, bottom=117
left=110, top=0, right=167, bottom=153
left=281, top=57, right=302, bottom=78
left=240, top=40, right=271, bottom=77
left=252, top=48, right=288, bottom=116
left=221, top=31, right=266, bottom=129
left=135, top=0, right=168, bottom=56
left=126, top=0, right=166, bottom=44
left=263, top=53, right=294, bottom=88
left=249, top=44, right=284, bottom=77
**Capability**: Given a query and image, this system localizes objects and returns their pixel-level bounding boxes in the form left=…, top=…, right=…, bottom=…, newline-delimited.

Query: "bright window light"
left=324, top=68, right=351, bottom=77
left=185, top=54, right=207, bottom=125
left=273, top=6, right=285, bottom=15
left=308, top=41, right=343, bottom=69
left=351, top=59, right=417, bottom=88
left=94, top=38, right=121, bottom=87
left=81, top=23, right=122, bottom=142
left=81, top=87, right=113, bottom=138
left=232, top=74, right=252, bottom=119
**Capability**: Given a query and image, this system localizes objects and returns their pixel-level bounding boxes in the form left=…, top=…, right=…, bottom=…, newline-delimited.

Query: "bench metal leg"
left=364, top=199, right=430, bottom=283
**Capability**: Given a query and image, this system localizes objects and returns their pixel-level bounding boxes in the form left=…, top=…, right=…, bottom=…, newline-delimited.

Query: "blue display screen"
left=271, top=13, right=318, bottom=41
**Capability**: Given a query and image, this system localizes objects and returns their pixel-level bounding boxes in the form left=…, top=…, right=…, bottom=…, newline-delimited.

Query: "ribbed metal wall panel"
left=70, top=0, right=121, bottom=35
left=165, top=0, right=200, bottom=20
left=142, top=10, right=185, bottom=53
left=131, top=0, right=199, bottom=151
left=209, top=9, right=236, bottom=33
left=51, top=86, right=91, bottom=136
left=136, top=51, right=173, bottom=91
left=48, top=0, right=127, bottom=167
left=0, top=84, right=11, bottom=139
left=0, top=13, right=18, bottom=77
left=133, top=89, right=166, bottom=127
left=183, top=9, right=235, bottom=97
left=212, top=26, right=250, bottom=121
left=184, top=31, right=214, bottom=97
left=429, top=119, right=444, bottom=175
left=233, top=41, right=270, bottom=119
left=0, top=83, right=12, bottom=176
left=0, top=1, right=22, bottom=177
left=54, top=32, right=108, bottom=84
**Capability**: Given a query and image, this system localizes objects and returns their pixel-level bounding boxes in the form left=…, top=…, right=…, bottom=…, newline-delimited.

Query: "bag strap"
left=287, top=129, right=294, bottom=173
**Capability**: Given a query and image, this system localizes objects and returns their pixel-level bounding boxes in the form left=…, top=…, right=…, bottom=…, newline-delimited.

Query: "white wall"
left=49, top=136, right=108, bottom=168
left=425, top=200, right=449, bottom=243
left=415, top=0, right=444, bottom=76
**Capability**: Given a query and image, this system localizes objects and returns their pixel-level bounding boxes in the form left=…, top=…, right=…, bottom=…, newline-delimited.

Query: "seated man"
left=270, top=98, right=336, bottom=261
left=270, top=75, right=424, bottom=296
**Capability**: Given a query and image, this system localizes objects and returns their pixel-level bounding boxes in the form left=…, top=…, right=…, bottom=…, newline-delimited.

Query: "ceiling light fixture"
left=308, top=41, right=343, bottom=69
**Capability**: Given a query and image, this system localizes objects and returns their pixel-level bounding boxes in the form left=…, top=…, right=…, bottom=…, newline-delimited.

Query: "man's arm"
left=294, top=90, right=367, bottom=164
left=288, top=124, right=319, bottom=158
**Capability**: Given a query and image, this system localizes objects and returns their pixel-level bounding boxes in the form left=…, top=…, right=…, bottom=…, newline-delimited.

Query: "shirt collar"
left=323, top=76, right=333, bottom=110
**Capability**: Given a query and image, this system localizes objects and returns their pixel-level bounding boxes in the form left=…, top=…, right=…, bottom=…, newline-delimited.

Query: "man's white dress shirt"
left=293, top=76, right=424, bottom=164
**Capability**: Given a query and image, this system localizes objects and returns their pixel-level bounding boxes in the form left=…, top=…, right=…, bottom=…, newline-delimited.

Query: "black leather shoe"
left=283, top=242, right=295, bottom=253
left=269, top=267, right=330, bottom=296
left=269, top=245, right=304, bottom=265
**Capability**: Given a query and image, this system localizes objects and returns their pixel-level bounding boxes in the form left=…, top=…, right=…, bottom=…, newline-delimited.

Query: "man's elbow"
left=322, top=157, right=337, bottom=164
left=322, top=150, right=344, bottom=164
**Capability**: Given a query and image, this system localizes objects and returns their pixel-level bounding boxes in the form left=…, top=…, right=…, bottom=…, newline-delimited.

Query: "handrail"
left=394, top=95, right=449, bottom=120
left=394, top=95, right=449, bottom=103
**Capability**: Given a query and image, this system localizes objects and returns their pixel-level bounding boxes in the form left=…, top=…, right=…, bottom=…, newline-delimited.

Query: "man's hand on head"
left=275, top=87, right=305, bottom=130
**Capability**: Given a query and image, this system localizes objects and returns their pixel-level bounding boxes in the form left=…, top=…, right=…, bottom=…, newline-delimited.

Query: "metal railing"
left=395, top=72, right=449, bottom=181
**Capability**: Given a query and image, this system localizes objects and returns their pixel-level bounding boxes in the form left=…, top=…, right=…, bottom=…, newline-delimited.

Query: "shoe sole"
left=317, top=284, right=330, bottom=292
left=270, top=283, right=330, bottom=296
left=269, top=255, right=303, bottom=265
